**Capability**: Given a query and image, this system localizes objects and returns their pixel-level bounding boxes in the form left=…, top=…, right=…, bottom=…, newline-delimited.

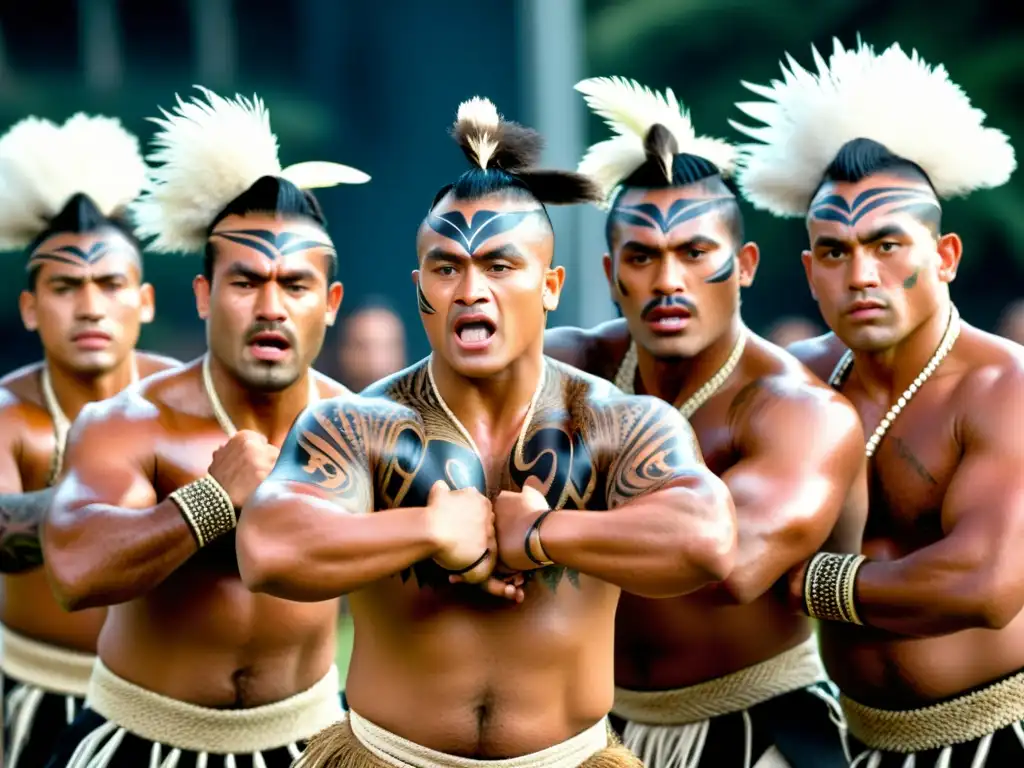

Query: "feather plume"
left=132, top=86, right=370, bottom=253
left=731, top=38, right=1017, bottom=217
left=0, top=114, right=146, bottom=250
left=451, top=97, right=544, bottom=172
left=575, top=76, right=737, bottom=204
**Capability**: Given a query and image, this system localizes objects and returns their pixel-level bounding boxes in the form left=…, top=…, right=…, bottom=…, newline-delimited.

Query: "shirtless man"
left=543, top=77, right=866, bottom=767
left=237, top=96, right=737, bottom=768
left=734, top=39, right=1024, bottom=766
left=0, top=113, right=177, bottom=768
left=41, top=88, right=370, bottom=767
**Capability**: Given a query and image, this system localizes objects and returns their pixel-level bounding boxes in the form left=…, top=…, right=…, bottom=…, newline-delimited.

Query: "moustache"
left=640, top=295, right=697, bottom=321
left=244, top=321, right=297, bottom=346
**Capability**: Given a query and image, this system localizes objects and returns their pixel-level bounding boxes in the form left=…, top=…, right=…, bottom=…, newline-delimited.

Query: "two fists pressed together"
left=207, top=428, right=547, bottom=604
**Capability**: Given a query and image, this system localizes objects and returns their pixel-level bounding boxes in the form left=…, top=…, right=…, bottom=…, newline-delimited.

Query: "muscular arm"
left=0, top=397, right=48, bottom=573
left=237, top=397, right=441, bottom=602
left=853, top=368, right=1024, bottom=636
left=1, top=490, right=53, bottom=573
left=43, top=397, right=199, bottom=610
left=703, top=381, right=866, bottom=605
left=540, top=396, right=737, bottom=597
left=543, top=327, right=591, bottom=369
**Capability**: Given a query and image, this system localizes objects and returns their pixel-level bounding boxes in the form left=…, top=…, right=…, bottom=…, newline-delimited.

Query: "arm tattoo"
left=603, top=396, right=702, bottom=508
left=0, top=489, right=54, bottom=573
left=271, top=400, right=386, bottom=513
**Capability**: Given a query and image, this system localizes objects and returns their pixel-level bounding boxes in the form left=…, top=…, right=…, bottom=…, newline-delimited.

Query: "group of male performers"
left=1, top=36, right=1022, bottom=768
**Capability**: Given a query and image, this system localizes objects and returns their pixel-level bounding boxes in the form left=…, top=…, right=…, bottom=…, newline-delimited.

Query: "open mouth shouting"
left=641, top=297, right=696, bottom=335
left=452, top=312, right=498, bottom=351
left=247, top=329, right=293, bottom=362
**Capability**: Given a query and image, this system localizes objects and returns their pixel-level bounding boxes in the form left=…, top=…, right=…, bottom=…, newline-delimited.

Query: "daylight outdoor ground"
left=335, top=614, right=354, bottom=685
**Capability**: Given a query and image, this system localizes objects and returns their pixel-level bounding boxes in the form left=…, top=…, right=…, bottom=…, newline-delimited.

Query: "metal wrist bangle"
left=168, top=474, right=237, bottom=549
left=524, top=508, right=555, bottom=567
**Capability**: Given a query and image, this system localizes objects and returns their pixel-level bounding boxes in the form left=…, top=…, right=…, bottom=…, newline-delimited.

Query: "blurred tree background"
left=582, top=0, right=1024, bottom=334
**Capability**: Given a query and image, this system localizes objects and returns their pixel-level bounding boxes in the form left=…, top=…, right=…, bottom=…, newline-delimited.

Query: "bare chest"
left=377, top=417, right=605, bottom=512
left=845, top=383, right=961, bottom=554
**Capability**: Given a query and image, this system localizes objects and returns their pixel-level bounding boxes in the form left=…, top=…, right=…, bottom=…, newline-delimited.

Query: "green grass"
left=335, top=613, right=354, bottom=688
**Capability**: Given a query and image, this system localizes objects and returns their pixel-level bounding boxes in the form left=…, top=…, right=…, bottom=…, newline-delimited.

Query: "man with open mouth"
left=0, top=113, right=179, bottom=768
left=237, top=95, right=738, bottom=768
left=42, top=87, right=368, bottom=767
left=543, top=77, right=866, bottom=767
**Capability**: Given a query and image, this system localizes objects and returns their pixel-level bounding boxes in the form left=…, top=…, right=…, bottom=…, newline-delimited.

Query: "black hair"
left=203, top=174, right=334, bottom=283
left=25, top=193, right=142, bottom=290
left=813, top=138, right=942, bottom=231
left=605, top=123, right=744, bottom=252
left=427, top=109, right=602, bottom=217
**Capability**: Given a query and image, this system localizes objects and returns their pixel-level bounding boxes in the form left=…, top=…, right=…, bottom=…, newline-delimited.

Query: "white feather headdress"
left=731, top=38, right=1017, bottom=217
left=0, top=114, right=147, bottom=250
left=574, top=76, right=737, bottom=205
left=132, top=86, right=371, bottom=253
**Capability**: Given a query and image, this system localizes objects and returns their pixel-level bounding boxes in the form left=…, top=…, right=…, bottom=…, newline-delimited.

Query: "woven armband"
left=168, top=475, right=237, bottom=549
left=803, top=552, right=866, bottom=625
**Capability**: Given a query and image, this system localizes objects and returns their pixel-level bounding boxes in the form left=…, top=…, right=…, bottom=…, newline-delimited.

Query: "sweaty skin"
left=788, top=172, right=1024, bottom=709
left=43, top=214, right=349, bottom=707
left=237, top=192, right=736, bottom=758
left=2, top=227, right=171, bottom=653
left=546, top=322, right=866, bottom=689
left=238, top=359, right=733, bottom=756
left=0, top=354, right=176, bottom=652
left=545, top=182, right=866, bottom=691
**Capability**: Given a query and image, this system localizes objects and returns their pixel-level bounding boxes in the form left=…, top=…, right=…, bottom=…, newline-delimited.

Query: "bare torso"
left=794, top=327, right=1024, bottom=708
left=338, top=359, right=631, bottom=755
left=0, top=354, right=174, bottom=652
left=72, top=362, right=343, bottom=706
left=545, top=320, right=841, bottom=689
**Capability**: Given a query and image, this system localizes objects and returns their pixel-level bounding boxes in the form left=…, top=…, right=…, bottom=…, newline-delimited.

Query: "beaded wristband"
left=803, top=552, right=867, bottom=625
left=168, top=475, right=237, bottom=549
left=524, top=509, right=555, bottom=567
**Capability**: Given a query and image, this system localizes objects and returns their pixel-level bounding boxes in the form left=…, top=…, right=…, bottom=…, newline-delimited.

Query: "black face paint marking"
left=704, top=253, right=736, bottom=284
left=616, top=278, right=629, bottom=297
left=427, top=209, right=541, bottom=254
left=811, top=186, right=940, bottom=226
left=30, top=242, right=112, bottom=268
left=612, top=197, right=733, bottom=235
left=211, top=229, right=335, bottom=260
left=417, top=281, right=435, bottom=315
left=640, top=295, right=696, bottom=321
left=903, top=268, right=920, bottom=289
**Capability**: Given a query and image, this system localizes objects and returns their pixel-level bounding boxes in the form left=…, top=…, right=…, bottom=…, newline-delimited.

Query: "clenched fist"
left=495, top=478, right=553, bottom=573
left=426, top=481, right=494, bottom=582
left=208, top=430, right=280, bottom=508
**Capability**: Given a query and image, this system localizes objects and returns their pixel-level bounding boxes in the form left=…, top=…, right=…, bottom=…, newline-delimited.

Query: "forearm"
left=540, top=486, right=736, bottom=597
left=853, top=551, right=1004, bottom=636
left=0, top=489, right=54, bottom=573
left=238, top=495, right=440, bottom=601
left=44, top=499, right=198, bottom=610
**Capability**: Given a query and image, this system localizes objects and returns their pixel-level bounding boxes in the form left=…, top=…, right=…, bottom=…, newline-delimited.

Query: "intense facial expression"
left=195, top=213, right=343, bottom=392
left=802, top=171, right=960, bottom=352
left=605, top=185, right=756, bottom=359
left=19, top=228, right=154, bottom=375
left=414, top=192, right=564, bottom=379
left=338, top=308, right=407, bottom=391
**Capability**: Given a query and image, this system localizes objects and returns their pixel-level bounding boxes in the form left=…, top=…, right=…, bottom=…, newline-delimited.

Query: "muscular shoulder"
left=310, top=368, right=350, bottom=399
left=731, top=335, right=862, bottom=446
left=785, top=332, right=847, bottom=383
left=136, top=352, right=182, bottom=377
left=544, top=319, right=631, bottom=381
left=0, top=362, right=45, bottom=408
left=0, top=379, right=50, bottom=453
left=951, top=326, right=1024, bottom=446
